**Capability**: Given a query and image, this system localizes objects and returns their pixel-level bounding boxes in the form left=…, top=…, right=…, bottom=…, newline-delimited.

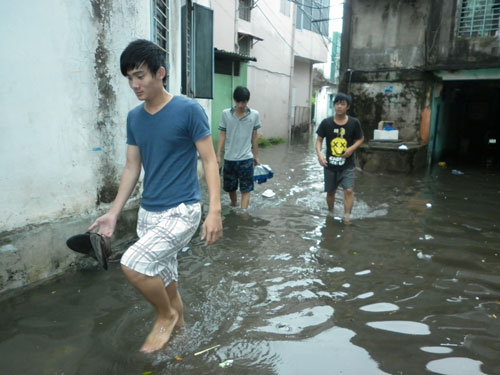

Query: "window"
left=458, top=0, right=500, bottom=37
left=181, top=3, right=214, bottom=98
left=295, top=0, right=330, bottom=37
left=280, top=0, right=291, bottom=16
left=238, top=35, right=252, bottom=56
left=152, top=0, right=169, bottom=88
left=239, top=0, right=253, bottom=21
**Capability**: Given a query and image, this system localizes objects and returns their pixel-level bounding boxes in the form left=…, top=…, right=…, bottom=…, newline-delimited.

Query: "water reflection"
left=1, top=137, right=500, bottom=374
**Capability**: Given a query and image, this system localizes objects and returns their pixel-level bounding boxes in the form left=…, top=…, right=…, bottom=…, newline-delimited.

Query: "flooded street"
left=1, top=135, right=500, bottom=375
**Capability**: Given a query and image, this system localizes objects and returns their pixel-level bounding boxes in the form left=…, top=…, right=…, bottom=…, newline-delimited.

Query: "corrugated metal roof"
left=214, top=48, right=257, bottom=62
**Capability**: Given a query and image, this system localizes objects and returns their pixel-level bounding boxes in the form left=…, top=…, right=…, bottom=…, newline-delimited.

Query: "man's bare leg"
left=326, top=191, right=336, bottom=214
left=166, top=281, right=184, bottom=327
left=122, top=265, right=178, bottom=353
left=344, top=188, right=354, bottom=223
left=229, top=191, right=238, bottom=207
left=241, top=192, right=250, bottom=209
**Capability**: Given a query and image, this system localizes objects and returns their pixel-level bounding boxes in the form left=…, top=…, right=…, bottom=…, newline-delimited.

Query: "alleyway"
left=1, top=135, right=500, bottom=374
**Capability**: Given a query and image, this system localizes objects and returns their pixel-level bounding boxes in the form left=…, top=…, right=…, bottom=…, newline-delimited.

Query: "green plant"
left=258, top=137, right=285, bottom=147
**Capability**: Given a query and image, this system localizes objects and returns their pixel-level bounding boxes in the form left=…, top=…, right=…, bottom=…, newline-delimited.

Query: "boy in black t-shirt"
left=315, top=93, right=364, bottom=222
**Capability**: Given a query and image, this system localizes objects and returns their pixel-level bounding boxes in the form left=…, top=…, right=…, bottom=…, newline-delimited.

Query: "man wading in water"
left=315, top=93, right=364, bottom=222
left=89, top=39, right=222, bottom=353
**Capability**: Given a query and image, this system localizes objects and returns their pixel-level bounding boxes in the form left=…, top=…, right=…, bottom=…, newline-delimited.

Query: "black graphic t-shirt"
left=316, top=116, right=363, bottom=171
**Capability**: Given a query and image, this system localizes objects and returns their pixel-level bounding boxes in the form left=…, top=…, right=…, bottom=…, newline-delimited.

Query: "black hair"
left=233, top=86, right=250, bottom=102
left=120, top=39, right=166, bottom=83
left=333, top=92, right=352, bottom=106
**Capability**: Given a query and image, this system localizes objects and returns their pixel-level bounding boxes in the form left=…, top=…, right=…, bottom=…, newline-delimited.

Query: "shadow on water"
left=1, top=134, right=500, bottom=374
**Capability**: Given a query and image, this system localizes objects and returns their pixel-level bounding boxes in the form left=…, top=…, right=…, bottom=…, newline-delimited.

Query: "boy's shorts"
left=223, top=158, right=254, bottom=193
left=324, top=167, right=355, bottom=192
left=120, top=202, right=201, bottom=286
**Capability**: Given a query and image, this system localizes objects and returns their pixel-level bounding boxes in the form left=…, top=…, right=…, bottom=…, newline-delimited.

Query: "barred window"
left=239, top=0, right=252, bottom=21
left=458, top=0, right=500, bottom=37
left=153, top=0, right=169, bottom=87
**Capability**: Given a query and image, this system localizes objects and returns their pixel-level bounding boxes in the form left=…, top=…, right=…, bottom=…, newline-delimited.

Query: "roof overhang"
left=237, top=31, right=264, bottom=47
left=433, top=68, right=500, bottom=81
left=214, top=48, right=257, bottom=62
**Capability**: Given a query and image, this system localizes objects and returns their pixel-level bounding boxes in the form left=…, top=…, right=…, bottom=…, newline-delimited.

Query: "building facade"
left=211, top=0, right=330, bottom=140
left=339, top=0, right=500, bottom=168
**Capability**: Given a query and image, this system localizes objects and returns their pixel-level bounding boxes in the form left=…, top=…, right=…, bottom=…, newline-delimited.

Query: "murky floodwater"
left=2, top=134, right=500, bottom=375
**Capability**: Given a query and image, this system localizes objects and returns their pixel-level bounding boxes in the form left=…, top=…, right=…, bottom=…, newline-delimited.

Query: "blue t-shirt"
left=126, top=96, right=211, bottom=211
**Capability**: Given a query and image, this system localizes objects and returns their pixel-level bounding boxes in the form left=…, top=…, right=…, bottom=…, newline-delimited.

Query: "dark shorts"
left=223, top=158, right=254, bottom=193
left=324, top=167, right=355, bottom=192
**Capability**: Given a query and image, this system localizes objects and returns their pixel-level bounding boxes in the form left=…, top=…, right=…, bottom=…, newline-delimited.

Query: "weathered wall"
left=0, top=0, right=159, bottom=294
left=348, top=0, right=431, bottom=70
left=341, top=0, right=435, bottom=143
left=427, top=1, right=500, bottom=69
left=348, top=71, right=433, bottom=142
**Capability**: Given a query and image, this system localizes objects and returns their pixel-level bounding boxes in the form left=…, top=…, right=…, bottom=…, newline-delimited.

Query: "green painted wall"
left=211, top=63, right=248, bottom=146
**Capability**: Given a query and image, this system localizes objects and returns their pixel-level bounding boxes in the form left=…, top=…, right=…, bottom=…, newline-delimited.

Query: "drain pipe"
left=287, top=3, right=296, bottom=144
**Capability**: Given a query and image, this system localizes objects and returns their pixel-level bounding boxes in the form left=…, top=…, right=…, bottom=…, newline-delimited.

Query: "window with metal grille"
left=181, top=3, right=214, bottom=98
left=239, top=0, right=252, bottom=21
left=458, top=0, right=500, bottom=37
left=152, top=0, right=169, bottom=88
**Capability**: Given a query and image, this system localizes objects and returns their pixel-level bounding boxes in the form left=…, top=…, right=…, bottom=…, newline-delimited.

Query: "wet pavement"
left=1, top=134, right=500, bottom=375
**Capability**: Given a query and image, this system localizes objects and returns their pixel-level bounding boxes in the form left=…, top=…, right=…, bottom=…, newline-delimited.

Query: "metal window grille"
left=239, top=0, right=252, bottom=21
left=153, top=0, right=169, bottom=88
left=458, top=0, right=500, bottom=37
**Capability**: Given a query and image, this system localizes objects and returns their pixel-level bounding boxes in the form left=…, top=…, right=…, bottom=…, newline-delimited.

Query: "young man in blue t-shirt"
left=88, top=39, right=222, bottom=353
left=216, top=86, right=261, bottom=209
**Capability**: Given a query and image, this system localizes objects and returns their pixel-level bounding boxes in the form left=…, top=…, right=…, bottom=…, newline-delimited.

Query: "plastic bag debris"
left=451, top=169, right=464, bottom=175
left=253, top=164, right=274, bottom=184
left=398, top=144, right=408, bottom=150
left=219, top=360, right=234, bottom=368
left=262, top=189, right=276, bottom=198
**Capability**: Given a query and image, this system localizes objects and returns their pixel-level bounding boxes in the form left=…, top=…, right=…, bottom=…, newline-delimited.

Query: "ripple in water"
left=420, top=346, right=453, bottom=354
left=366, top=320, right=431, bottom=335
left=360, top=302, right=399, bottom=313
left=253, top=305, right=334, bottom=334
left=426, top=357, right=486, bottom=375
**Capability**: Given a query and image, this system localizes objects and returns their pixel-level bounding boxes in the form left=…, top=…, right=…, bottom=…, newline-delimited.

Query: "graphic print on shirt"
left=329, top=127, right=347, bottom=166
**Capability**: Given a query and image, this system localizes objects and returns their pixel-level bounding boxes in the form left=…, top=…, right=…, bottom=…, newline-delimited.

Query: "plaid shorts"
left=120, top=202, right=201, bottom=286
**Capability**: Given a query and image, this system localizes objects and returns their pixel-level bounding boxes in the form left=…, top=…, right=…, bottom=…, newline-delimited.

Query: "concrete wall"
left=348, top=0, right=430, bottom=70
left=341, top=0, right=434, bottom=143
left=348, top=71, right=433, bottom=142
left=0, top=0, right=186, bottom=294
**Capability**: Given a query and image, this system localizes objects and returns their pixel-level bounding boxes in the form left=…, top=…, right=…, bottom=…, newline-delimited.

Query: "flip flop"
left=66, top=232, right=111, bottom=270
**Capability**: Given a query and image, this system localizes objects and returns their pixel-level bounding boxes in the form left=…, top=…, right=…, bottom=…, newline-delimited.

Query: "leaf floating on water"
left=174, top=356, right=183, bottom=361
left=51, top=291, right=57, bottom=294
